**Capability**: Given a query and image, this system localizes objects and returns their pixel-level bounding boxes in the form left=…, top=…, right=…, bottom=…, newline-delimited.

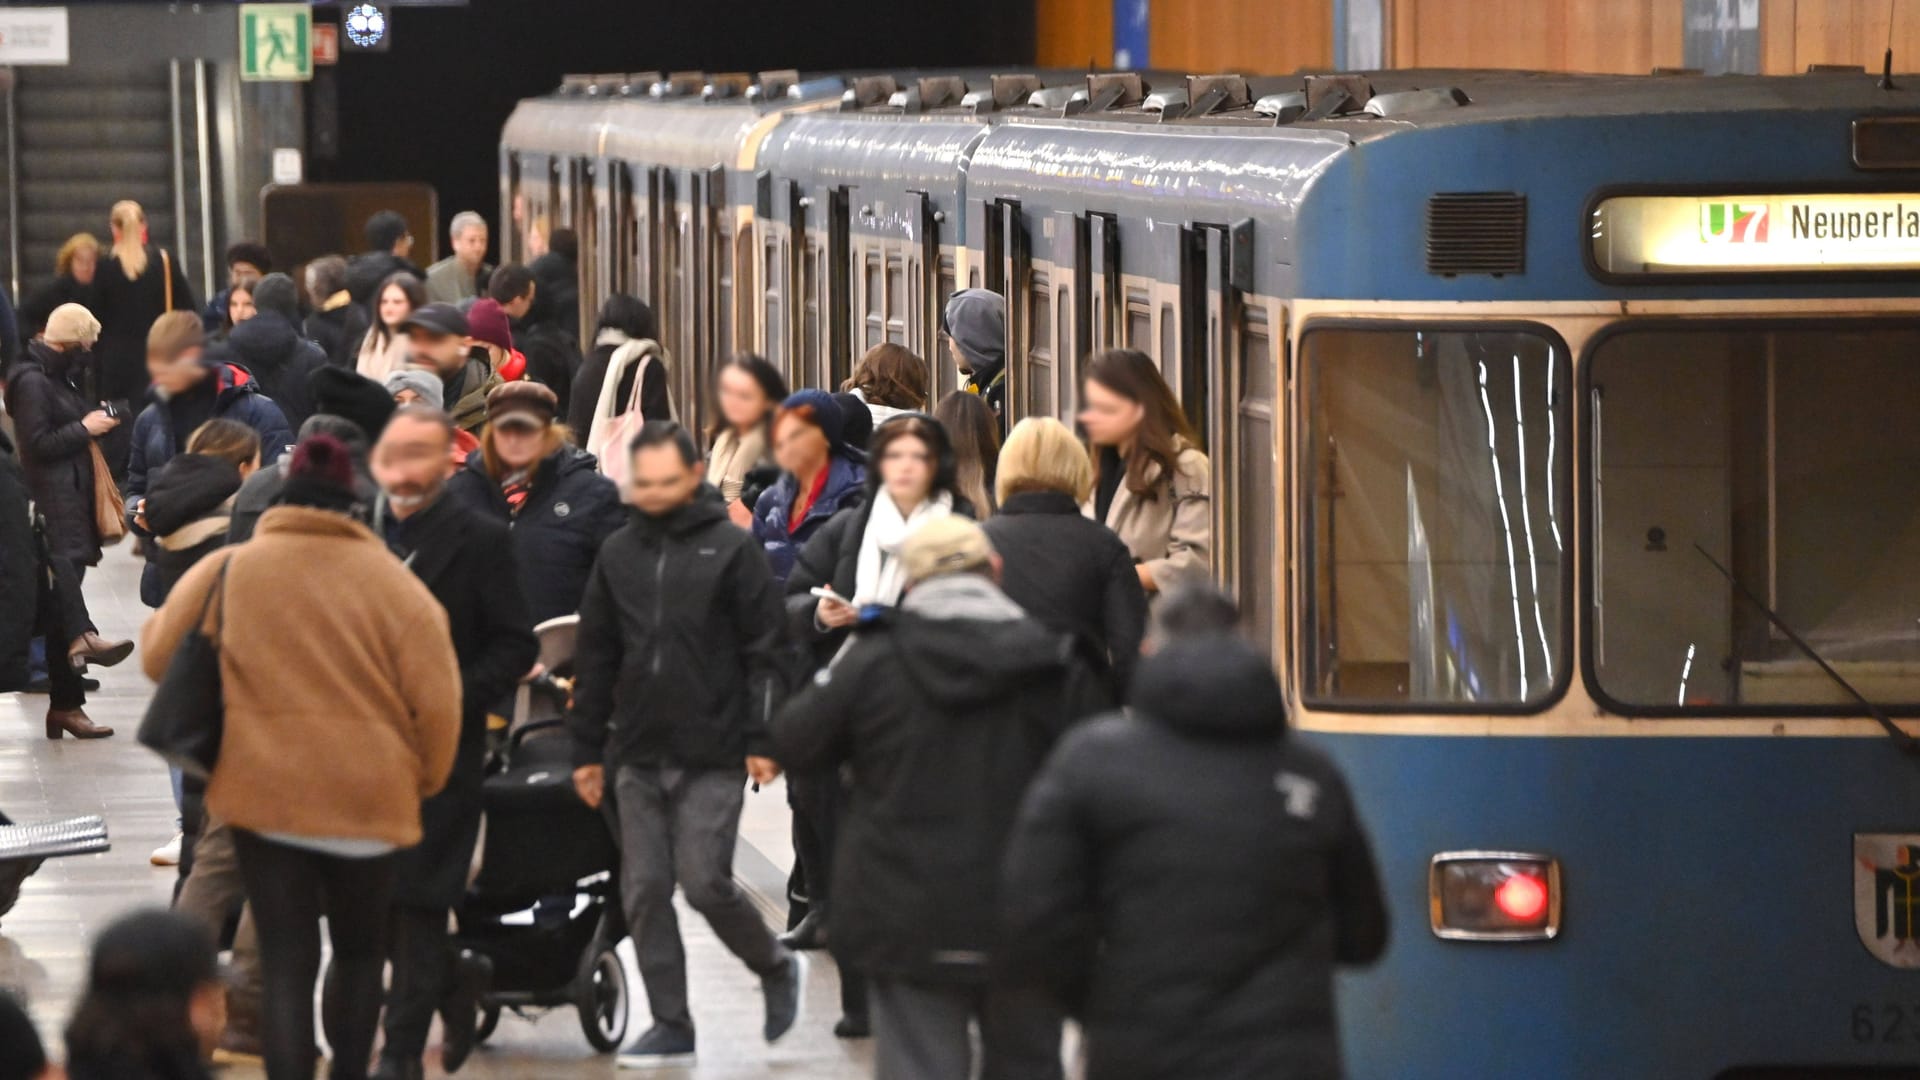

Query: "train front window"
left=1303, top=325, right=1568, bottom=709
left=1589, top=322, right=1920, bottom=713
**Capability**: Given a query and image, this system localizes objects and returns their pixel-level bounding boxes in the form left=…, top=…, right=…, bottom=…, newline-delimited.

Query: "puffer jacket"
left=3, top=340, right=101, bottom=565
left=749, top=454, right=865, bottom=584
left=446, top=444, right=625, bottom=624
left=568, top=488, right=786, bottom=770
left=1000, top=636, right=1389, bottom=1080
left=0, top=430, right=37, bottom=690
left=771, top=573, right=1106, bottom=984
left=226, top=311, right=328, bottom=428
left=143, top=453, right=243, bottom=601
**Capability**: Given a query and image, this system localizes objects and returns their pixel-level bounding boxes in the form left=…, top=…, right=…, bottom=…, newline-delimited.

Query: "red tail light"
left=1430, top=852, right=1562, bottom=941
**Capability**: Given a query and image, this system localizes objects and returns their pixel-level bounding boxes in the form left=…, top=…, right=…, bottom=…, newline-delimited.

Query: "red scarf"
left=789, top=466, right=830, bottom=535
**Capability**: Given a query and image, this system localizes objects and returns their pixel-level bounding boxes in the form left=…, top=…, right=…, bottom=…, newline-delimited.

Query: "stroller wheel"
left=475, top=1002, right=501, bottom=1045
left=574, top=946, right=629, bottom=1053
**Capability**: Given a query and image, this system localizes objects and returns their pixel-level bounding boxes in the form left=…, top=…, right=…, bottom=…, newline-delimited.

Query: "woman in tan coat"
left=1079, top=348, right=1213, bottom=597
left=141, top=433, right=461, bottom=1080
left=705, top=354, right=788, bottom=527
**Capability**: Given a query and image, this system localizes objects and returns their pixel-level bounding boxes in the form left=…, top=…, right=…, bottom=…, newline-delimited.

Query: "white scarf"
left=853, top=490, right=953, bottom=607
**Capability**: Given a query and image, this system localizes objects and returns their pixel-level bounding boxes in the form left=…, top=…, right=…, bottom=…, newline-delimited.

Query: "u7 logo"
left=1701, top=202, right=1770, bottom=243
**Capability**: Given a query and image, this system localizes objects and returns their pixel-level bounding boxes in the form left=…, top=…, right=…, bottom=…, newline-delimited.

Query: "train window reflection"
left=1303, top=325, right=1568, bottom=708
left=1589, top=323, right=1920, bottom=713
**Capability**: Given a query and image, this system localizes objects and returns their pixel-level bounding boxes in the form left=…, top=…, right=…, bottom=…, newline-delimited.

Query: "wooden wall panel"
left=1151, top=0, right=1331, bottom=75
left=1388, top=0, right=1664, bottom=73
left=1767, top=0, right=1920, bottom=73
left=1037, top=0, right=1111, bottom=68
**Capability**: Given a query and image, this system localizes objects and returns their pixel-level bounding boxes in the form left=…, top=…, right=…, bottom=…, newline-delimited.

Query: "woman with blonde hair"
left=933, top=389, right=1000, bottom=515
left=984, top=416, right=1147, bottom=697
left=95, top=201, right=196, bottom=412
left=445, top=381, right=623, bottom=624
left=21, top=232, right=102, bottom=339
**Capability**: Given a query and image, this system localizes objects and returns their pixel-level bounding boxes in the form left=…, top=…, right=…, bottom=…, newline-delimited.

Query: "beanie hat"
left=307, top=365, right=397, bottom=440
left=486, top=380, right=558, bottom=429
left=225, top=241, right=272, bottom=273
left=779, top=389, right=845, bottom=453
left=43, top=302, right=101, bottom=347
left=831, top=391, right=873, bottom=451
left=942, top=289, right=1005, bottom=378
left=900, top=516, right=996, bottom=584
left=279, top=434, right=359, bottom=513
left=146, top=310, right=205, bottom=362
left=385, top=368, right=444, bottom=410
left=465, top=298, right=514, bottom=352
left=252, top=273, right=300, bottom=322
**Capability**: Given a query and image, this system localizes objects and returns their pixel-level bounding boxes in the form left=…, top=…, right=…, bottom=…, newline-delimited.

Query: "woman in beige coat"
left=705, top=354, right=789, bottom=527
left=1079, top=348, right=1212, bottom=597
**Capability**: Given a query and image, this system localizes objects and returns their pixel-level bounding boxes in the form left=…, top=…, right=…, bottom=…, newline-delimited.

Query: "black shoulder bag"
left=136, top=556, right=231, bottom=779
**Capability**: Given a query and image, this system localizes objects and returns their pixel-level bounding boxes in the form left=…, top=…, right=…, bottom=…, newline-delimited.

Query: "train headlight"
left=1429, top=851, right=1562, bottom=941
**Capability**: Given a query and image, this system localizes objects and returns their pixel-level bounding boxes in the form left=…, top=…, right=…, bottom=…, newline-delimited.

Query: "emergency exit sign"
left=239, top=4, right=312, bottom=82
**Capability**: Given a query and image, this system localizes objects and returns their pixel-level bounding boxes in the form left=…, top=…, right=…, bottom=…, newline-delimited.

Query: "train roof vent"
left=1363, top=86, right=1469, bottom=117
left=840, top=75, right=899, bottom=111
left=1184, top=74, right=1251, bottom=119
left=1253, top=90, right=1307, bottom=123
left=1426, top=192, right=1527, bottom=277
left=750, top=70, right=800, bottom=103
left=1143, top=87, right=1188, bottom=119
left=558, top=74, right=594, bottom=97
left=621, top=72, right=663, bottom=97
left=1026, top=84, right=1080, bottom=112
left=1075, top=72, right=1145, bottom=114
left=964, top=73, right=1045, bottom=115
left=650, top=72, right=706, bottom=98
left=1303, top=74, right=1373, bottom=120
left=889, top=76, right=969, bottom=113
left=703, top=73, right=751, bottom=101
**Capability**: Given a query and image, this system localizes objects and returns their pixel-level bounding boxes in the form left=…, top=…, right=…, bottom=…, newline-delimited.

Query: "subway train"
left=501, top=67, right=1920, bottom=1077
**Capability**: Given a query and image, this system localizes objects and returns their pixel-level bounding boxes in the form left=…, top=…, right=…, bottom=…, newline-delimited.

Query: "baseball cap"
left=900, top=516, right=996, bottom=585
left=398, top=303, right=468, bottom=339
left=486, top=381, right=557, bottom=431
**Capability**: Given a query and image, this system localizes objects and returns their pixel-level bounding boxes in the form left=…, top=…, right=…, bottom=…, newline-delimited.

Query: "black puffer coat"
left=568, top=489, right=785, bottom=770
left=0, top=430, right=37, bottom=690
left=143, top=453, right=242, bottom=601
left=344, top=251, right=422, bottom=307
left=446, top=444, right=624, bottom=625
left=771, top=575, right=1106, bottom=984
left=1000, top=637, right=1389, bottom=1080
left=226, top=313, right=327, bottom=428
left=305, top=302, right=370, bottom=369
left=983, top=490, right=1148, bottom=696
left=3, top=340, right=100, bottom=565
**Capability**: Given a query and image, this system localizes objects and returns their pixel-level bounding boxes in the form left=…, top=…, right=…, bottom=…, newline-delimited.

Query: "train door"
left=908, top=192, right=941, bottom=387
left=1088, top=213, right=1120, bottom=355
left=1052, top=210, right=1091, bottom=420
left=827, top=187, right=853, bottom=390
left=989, top=199, right=1032, bottom=424
left=570, top=158, right=598, bottom=343
left=608, top=161, right=633, bottom=299
left=655, top=167, right=692, bottom=423
left=687, top=165, right=728, bottom=436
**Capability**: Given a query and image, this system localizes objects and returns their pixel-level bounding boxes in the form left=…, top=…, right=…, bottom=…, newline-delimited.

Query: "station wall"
left=1038, top=0, right=1920, bottom=76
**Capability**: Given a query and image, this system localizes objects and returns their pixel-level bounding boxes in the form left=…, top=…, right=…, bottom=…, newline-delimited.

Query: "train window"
left=1058, top=288, right=1074, bottom=418
left=1159, top=303, right=1178, bottom=381
left=864, top=252, right=884, bottom=350
left=1238, top=309, right=1277, bottom=653
left=801, top=238, right=822, bottom=386
left=717, top=220, right=734, bottom=361
left=1028, top=274, right=1054, bottom=417
left=1302, top=324, right=1569, bottom=709
left=763, top=238, right=782, bottom=368
left=1588, top=322, right=1920, bottom=713
left=886, top=254, right=908, bottom=345
left=1126, top=294, right=1151, bottom=350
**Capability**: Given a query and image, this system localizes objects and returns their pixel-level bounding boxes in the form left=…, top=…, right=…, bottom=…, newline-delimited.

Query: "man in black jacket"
left=773, top=515, right=1105, bottom=1080
left=1000, top=589, right=1390, bottom=1080
left=346, top=209, right=424, bottom=306
left=226, top=274, right=326, bottom=429
left=568, top=420, right=805, bottom=1069
left=370, top=405, right=539, bottom=1080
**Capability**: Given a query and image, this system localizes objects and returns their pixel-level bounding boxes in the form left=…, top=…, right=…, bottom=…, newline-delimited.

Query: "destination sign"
left=1590, top=192, right=1920, bottom=275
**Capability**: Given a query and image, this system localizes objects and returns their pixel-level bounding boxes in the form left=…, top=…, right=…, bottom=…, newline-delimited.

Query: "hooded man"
left=772, top=515, right=1106, bottom=1080
left=943, top=289, right=1007, bottom=430
left=999, top=589, right=1390, bottom=1080
left=225, top=273, right=327, bottom=428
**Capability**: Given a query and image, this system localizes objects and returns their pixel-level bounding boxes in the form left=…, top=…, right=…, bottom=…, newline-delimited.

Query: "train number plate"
left=1851, top=1002, right=1920, bottom=1045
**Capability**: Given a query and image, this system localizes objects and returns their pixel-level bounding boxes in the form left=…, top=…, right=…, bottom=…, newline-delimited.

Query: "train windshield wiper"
left=1693, top=543, right=1920, bottom=757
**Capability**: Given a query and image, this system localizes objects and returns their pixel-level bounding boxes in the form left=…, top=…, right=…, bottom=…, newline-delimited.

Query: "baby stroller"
left=0, top=812, right=109, bottom=924
left=456, top=616, right=631, bottom=1052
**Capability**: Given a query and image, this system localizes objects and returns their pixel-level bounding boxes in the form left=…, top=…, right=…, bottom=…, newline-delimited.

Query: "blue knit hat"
left=780, top=389, right=846, bottom=452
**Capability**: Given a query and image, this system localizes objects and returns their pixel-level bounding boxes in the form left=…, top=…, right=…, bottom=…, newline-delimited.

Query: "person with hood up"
left=943, top=288, right=1007, bottom=430
left=568, top=420, right=806, bottom=1069
left=750, top=389, right=866, bottom=584
left=771, top=516, right=1106, bottom=1080
left=303, top=255, right=370, bottom=369
left=400, top=302, right=498, bottom=436
left=568, top=293, right=664, bottom=442
left=1000, top=589, right=1389, bottom=1080
left=225, top=273, right=327, bottom=428
left=224, top=366, right=392, bottom=545
left=126, top=313, right=293, bottom=607
left=446, top=382, right=623, bottom=624
left=779, top=412, right=978, bottom=1035
left=345, top=209, right=424, bottom=306
left=841, top=343, right=927, bottom=428
left=984, top=417, right=1147, bottom=698
left=142, top=433, right=462, bottom=1080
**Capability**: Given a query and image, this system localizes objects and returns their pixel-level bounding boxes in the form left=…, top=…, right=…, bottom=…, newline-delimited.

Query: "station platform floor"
left=0, top=546, right=874, bottom=1078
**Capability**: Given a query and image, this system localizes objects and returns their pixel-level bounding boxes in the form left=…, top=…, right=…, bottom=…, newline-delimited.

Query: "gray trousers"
left=870, top=977, right=1065, bottom=1080
left=613, top=765, right=785, bottom=1031
left=173, top=814, right=264, bottom=1017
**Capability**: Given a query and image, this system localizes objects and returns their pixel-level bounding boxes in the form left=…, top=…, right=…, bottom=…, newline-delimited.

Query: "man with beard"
left=369, top=405, right=538, bottom=1080
left=400, top=304, right=498, bottom=437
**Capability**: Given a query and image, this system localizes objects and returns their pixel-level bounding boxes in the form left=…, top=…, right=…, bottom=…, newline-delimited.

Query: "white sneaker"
left=150, top=832, right=182, bottom=867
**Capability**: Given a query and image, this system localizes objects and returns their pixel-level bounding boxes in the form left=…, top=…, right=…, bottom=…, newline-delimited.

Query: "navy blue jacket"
left=749, top=454, right=866, bottom=585
left=446, top=444, right=625, bottom=625
left=126, top=363, right=292, bottom=605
